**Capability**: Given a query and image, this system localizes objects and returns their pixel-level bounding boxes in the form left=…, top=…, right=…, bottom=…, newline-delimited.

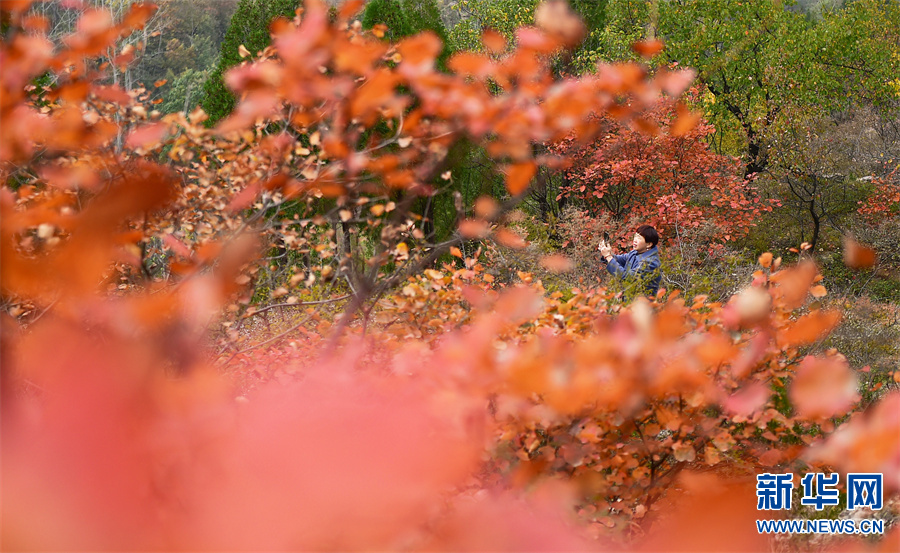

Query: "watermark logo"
left=757, top=473, right=793, bottom=510
left=847, top=473, right=883, bottom=510
left=800, top=472, right=840, bottom=510
left=755, top=472, right=884, bottom=535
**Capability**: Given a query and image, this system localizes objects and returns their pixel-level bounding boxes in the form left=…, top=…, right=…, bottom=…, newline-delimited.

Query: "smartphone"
left=602, top=231, right=610, bottom=244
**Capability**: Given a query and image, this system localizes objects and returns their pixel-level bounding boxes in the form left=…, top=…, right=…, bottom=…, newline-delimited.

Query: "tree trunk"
left=809, top=200, right=820, bottom=253
left=745, top=131, right=767, bottom=177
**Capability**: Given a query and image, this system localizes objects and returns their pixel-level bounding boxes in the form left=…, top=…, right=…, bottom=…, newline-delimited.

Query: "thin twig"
left=220, top=313, right=314, bottom=367
left=243, top=294, right=351, bottom=318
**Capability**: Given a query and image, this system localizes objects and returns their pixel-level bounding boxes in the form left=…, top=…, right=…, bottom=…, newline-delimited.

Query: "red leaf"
left=125, top=122, right=167, bottom=150
left=228, top=182, right=261, bottom=212
left=790, top=356, right=859, bottom=419
left=724, top=383, right=770, bottom=417
left=757, top=448, right=783, bottom=467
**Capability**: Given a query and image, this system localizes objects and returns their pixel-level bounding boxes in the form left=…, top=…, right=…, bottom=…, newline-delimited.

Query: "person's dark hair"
left=636, top=225, right=659, bottom=247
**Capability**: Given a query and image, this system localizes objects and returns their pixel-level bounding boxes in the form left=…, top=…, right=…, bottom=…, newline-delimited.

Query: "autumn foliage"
left=553, top=98, right=777, bottom=250
left=858, top=169, right=900, bottom=223
left=1, top=1, right=898, bottom=551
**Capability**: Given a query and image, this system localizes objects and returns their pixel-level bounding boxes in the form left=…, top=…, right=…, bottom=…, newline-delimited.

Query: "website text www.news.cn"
left=756, top=518, right=885, bottom=535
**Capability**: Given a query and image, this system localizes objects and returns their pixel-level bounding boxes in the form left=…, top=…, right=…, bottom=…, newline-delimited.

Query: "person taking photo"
left=598, top=225, right=661, bottom=298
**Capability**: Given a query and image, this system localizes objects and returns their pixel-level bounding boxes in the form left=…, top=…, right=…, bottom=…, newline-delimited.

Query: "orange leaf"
left=777, top=310, right=841, bottom=348
left=474, top=196, right=498, bottom=218
left=448, top=52, right=493, bottom=78
left=724, top=383, right=770, bottom=417
left=671, top=103, right=701, bottom=137
left=92, top=84, right=131, bottom=104
left=0, top=1, right=37, bottom=14
left=482, top=28, right=506, bottom=54
left=505, top=162, right=536, bottom=196
left=809, top=285, right=827, bottom=298
left=121, top=3, right=157, bottom=30
left=539, top=254, right=574, bottom=273
left=790, top=356, right=858, bottom=419
left=228, top=182, right=261, bottom=213
left=494, top=228, right=526, bottom=249
left=125, top=122, right=167, bottom=150
left=162, top=233, right=192, bottom=260
left=534, top=0, right=585, bottom=48
left=632, top=117, right=659, bottom=136
left=338, top=0, right=364, bottom=19
left=769, top=261, right=818, bottom=309
left=843, top=237, right=876, bottom=269
left=632, top=39, right=664, bottom=58
left=458, top=219, right=491, bottom=239
left=727, top=286, right=771, bottom=327
left=397, top=33, right=441, bottom=74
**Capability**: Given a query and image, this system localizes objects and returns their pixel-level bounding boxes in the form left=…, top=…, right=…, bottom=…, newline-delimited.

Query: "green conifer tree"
left=200, top=0, right=299, bottom=125
left=362, top=0, right=452, bottom=68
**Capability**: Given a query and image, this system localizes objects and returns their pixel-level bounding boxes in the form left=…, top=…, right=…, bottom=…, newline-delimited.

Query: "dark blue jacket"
left=605, top=246, right=661, bottom=296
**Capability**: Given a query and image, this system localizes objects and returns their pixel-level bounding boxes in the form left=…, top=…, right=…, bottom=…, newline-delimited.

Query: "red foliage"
left=858, top=169, right=900, bottom=223
left=553, top=98, right=777, bottom=249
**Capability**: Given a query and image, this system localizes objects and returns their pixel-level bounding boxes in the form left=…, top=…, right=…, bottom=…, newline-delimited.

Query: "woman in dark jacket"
left=598, top=225, right=661, bottom=297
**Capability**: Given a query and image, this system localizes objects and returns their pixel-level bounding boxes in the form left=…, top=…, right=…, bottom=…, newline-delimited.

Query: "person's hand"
left=598, top=242, right=612, bottom=259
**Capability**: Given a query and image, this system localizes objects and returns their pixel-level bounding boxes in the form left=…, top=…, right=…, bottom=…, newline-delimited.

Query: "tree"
left=655, top=0, right=814, bottom=176
left=581, top=0, right=900, bottom=177
left=1, top=0, right=695, bottom=350
left=554, top=99, right=776, bottom=251
left=761, top=107, right=880, bottom=253
left=149, top=0, right=239, bottom=113
left=361, top=0, right=453, bottom=74
left=200, top=0, right=299, bottom=124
